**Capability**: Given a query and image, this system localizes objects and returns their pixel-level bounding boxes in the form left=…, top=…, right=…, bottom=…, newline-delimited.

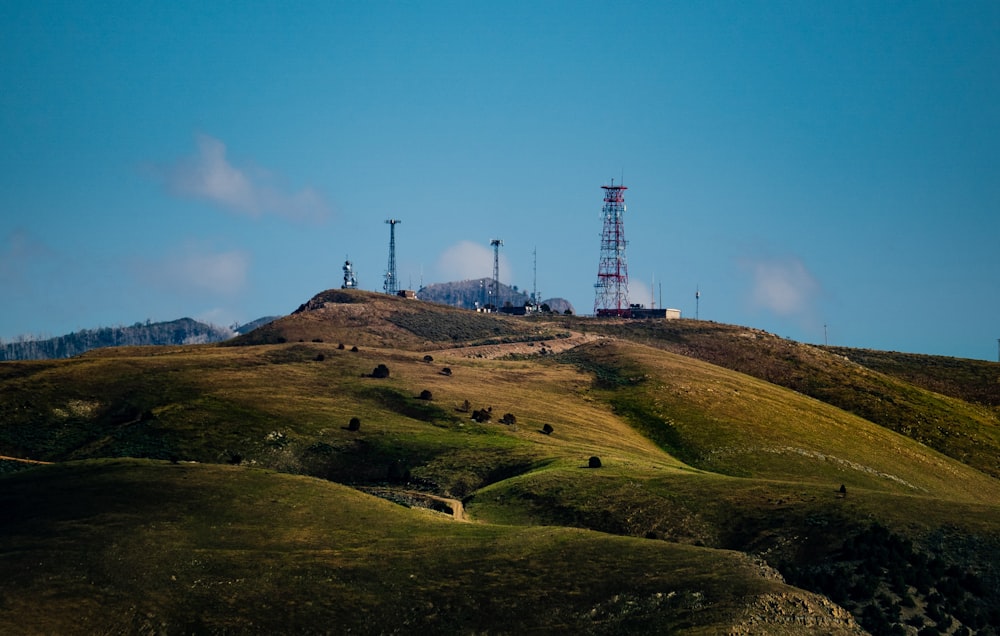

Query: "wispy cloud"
left=138, top=243, right=250, bottom=297
left=743, top=255, right=820, bottom=317
left=156, top=134, right=331, bottom=222
left=434, top=240, right=512, bottom=283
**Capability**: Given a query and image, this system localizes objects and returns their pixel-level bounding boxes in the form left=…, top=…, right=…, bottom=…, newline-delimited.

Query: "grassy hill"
left=2, top=289, right=999, bottom=634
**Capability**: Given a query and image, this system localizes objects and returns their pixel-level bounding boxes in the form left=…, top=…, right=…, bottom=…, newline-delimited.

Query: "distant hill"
left=417, top=278, right=574, bottom=313
left=3, top=288, right=1000, bottom=634
left=0, top=317, right=278, bottom=361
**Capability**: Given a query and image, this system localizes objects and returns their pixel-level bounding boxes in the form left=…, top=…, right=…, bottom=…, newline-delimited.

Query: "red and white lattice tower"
left=593, top=181, right=630, bottom=316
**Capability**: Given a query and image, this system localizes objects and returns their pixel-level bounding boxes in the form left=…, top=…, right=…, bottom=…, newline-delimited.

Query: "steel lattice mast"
left=594, top=181, right=629, bottom=316
left=384, top=219, right=401, bottom=294
left=489, top=238, right=503, bottom=309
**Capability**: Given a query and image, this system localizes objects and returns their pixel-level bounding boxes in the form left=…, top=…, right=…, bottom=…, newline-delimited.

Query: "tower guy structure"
left=593, top=181, right=630, bottom=316
left=383, top=219, right=401, bottom=295
left=342, top=258, right=358, bottom=289
left=489, top=238, right=503, bottom=310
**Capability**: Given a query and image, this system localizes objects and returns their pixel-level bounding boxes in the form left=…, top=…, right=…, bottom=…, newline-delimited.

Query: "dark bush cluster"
left=371, top=364, right=390, bottom=378
left=588, top=456, right=602, bottom=468
left=471, top=408, right=492, bottom=423
left=784, top=522, right=998, bottom=636
left=500, top=413, right=516, bottom=425
left=418, top=389, right=433, bottom=401
left=347, top=417, right=361, bottom=432
left=541, top=423, right=554, bottom=435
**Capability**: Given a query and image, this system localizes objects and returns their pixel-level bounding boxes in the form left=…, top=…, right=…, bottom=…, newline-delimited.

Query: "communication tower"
left=342, top=258, right=358, bottom=289
left=593, top=181, right=629, bottom=316
left=489, top=239, right=503, bottom=309
left=383, top=219, right=401, bottom=294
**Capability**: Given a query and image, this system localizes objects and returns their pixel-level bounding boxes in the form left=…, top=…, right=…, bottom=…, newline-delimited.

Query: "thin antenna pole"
left=532, top=247, right=538, bottom=306
left=695, top=285, right=700, bottom=320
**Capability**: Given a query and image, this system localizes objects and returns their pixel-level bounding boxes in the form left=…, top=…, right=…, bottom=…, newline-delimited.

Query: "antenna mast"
left=532, top=247, right=538, bottom=306
left=342, top=257, right=358, bottom=289
left=490, top=238, right=503, bottom=310
left=384, top=219, right=401, bottom=294
left=593, top=180, right=630, bottom=316
left=695, top=286, right=700, bottom=320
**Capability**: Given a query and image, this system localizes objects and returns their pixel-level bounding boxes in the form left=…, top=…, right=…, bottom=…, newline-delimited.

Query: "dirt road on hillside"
left=425, top=331, right=602, bottom=360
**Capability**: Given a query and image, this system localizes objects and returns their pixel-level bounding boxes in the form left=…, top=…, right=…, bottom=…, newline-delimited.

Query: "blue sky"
left=2, top=1, right=999, bottom=360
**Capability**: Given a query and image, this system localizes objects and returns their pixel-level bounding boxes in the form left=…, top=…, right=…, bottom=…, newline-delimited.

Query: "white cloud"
left=743, top=256, right=820, bottom=316
left=434, top=240, right=512, bottom=283
left=139, top=244, right=250, bottom=297
left=158, top=134, right=331, bottom=222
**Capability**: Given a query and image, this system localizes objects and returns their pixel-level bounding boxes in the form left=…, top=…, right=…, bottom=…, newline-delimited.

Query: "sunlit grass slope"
left=0, top=459, right=859, bottom=635
left=3, top=291, right=1000, bottom=634
left=567, top=317, right=1000, bottom=479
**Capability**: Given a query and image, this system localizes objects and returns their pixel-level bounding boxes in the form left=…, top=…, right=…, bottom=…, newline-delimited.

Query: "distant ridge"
left=0, top=316, right=278, bottom=361
left=417, top=278, right=574, bottom=313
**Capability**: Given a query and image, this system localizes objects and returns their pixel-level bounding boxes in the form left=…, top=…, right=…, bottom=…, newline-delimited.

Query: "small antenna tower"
left=532, top=247, right=538, bottom=306
left=593, top=180, right=629, bottom=316
left=341, top=257, right=358, bottom=289
left=695, top=285, right=700, bottom=320
left=490, top=239, right=503, bottom=309
left=383, top=219, right=401, bottom=294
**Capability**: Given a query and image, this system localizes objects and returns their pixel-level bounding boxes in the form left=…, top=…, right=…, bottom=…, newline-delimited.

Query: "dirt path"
left=425, top=331, right=602, bottom=360
left=0, top=455, right=52, bottom=465
left=360, top=487, right=468, bottom=522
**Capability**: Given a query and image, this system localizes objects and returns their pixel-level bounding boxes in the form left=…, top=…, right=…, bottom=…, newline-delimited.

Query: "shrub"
left=441, top=367, right=452, bottom=376
left=348, top=417, right=361, bottom=431
left=500, top=413, right=516, bottom=425
left=458, top=399, right=471, bottom=413
left=588, top=456, right=602, bottom=468
left=419, top=389, right=433, bottom=401
left=387, top=460, right=410, bottom=484
left=372, top=364, right=390, bottom=378
left=337, top=343, right=345, bottom=350
left=350, top=345, right=359, bottom=352
left=541, top=423, right=554, bottom=435
left=471, top=409, right=492, bottom=423
left=423, top=355, right=434, bottom=363
left=314, top=353, right=325, bottom=362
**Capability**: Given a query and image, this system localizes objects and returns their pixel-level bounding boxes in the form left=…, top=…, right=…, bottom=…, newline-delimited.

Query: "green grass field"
left=2, top=289, right=999, bottom=634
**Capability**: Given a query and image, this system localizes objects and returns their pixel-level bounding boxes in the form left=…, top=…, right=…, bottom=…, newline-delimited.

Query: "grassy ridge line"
left=0, top=340, right=684, bottom=495
left=568, top=318, right=1000, bottom=480
left=557, top=340, right=1000, bottom=502
left=0, top=459, right=859, bottom=635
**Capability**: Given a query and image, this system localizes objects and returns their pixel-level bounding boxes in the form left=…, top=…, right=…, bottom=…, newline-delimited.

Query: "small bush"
left=314, top=353, right=325, bottom=362
left=541, top=423, right=554, bottom=435
left=458, top=399, right=471, bottom=413
left=588, top=456, right=602, bottom=468
left=337, top=343, right=345, bottom=350
left=419, top=389, right=433, bottom=401
left=348, top=417, right=361, bottom=431
left=472, top=409, right=492, bottom=423
left=372, top=364, right=390, bottom=378
left=350, top=345, right=359, bottom=352
left=500, top=413, right=517, bottom=425
left=441, top=367, right=452, bottom=376
left=423, top=355, right=434, bottom=363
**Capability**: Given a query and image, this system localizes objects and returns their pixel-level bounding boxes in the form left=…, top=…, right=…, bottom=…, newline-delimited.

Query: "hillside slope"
left=0, top=459, right=862, bottom=635
left=2, top=290, right=1000, bottom=634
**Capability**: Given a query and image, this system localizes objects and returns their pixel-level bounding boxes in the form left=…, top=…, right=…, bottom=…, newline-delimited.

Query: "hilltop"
left=1, top=288, right=999, bottom=634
